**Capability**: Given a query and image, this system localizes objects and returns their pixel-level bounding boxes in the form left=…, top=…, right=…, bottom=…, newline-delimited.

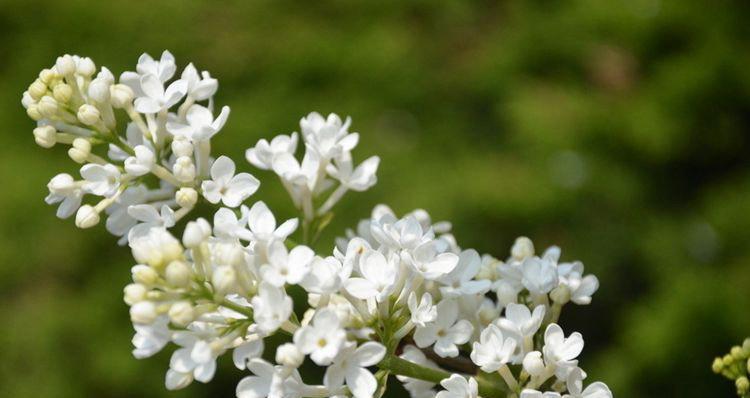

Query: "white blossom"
left=324, top=342, right=386, bottom=398
left=201, top=156, right=259, bottom=207
left=470, top=324, right=518, bottom=372
left=294, top=308, right=347, bottom=365
left=436, top=375, right=478, bottom=398
left=414, top=299, right=474, bottom=358
left=246, top=133, right=299, bottom=170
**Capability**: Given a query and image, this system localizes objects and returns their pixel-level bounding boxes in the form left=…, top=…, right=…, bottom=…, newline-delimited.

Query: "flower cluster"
left=24, top=52, right=611, bottom=398
left=713, top=338, right=750, bottom=397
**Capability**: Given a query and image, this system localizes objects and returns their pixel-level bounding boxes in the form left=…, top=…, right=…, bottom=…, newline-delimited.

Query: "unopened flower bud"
left=183, top=218, right=211, bottom=248
left=68, top=138, right=91, bottom=163
left=77, top=104, right=101, bottom=126
left=26, top=104, right=43, bottom=121
left=29, top=79, right=47, bottom=100
left=110, top=84, right=134, bottom=108
left=212, top=265, right=237, bottom=294
left=165, top=260, right=192, bottom=287
left=176, top=187, right=198, bottom=208
left=130, top=301, right=158, bottom=324
left=732, top=346, right=744, bottom=360
left=38, top=96, right=59, bottom=118
left=33, top=125, right=57, bottom=148
left=523, top=351, right=545, bottom=376
left=39, top=68, right=57, bottom=84
left=75, top=205, right=100, bottom=228
left=88, top=78, right=111, bottom=103
left=712, top=357, right=724, bottom=373
left=168, top=301, right=195, bottom=327
left=132, top=264, right=159, bottom=285
left=737, top=377, right=749, bottom=394
left=511, top=236, right=535, bottom=260
left=52, top=83, right=73, bottom=103
left=77, top=57, right=96, bottom=77
left=276, top=343, right=304, bottom=368
left=173, top=156, right=196, bottom=182
left=124, top=283, right=148, bottom=305
left=171, top=136, right=194, bottom=157
left=55, top=54, right=76, bottom=76
left=743, top=338, right=750, bottom=356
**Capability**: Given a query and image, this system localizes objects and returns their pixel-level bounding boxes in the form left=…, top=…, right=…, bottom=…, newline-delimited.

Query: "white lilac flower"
left=124, top=144, right=156, bottom=176
left=271, top=147, right=320, bottom=191
left=45, top=173, right=83, bottom=218
left=81, top=163, right=121, bottom=197
left=245, top=132, right=299, bottom=170
left=212, top=206, right=252, bottom=241
left=246, top=201, right=298, bottom=244
left=300, top=256, right=351, bottom=295
left=344, top=250, right=399, bottom=302
left=131, top=315, right=171, bottom=359
left=120, top=50, right=177, bottom=88
left=414, top=299, right=474, bottom=358
left=470, top=324, right=518, bottom=372
left=167, top=104, right=230, bottom=141
left=299, top=112, right=359, bottom=161
left=260, top=241, right=314, bottom=287
left=543, top=323, right=584, bottom=378
left=439, top=249, right=491, bottom=298
left=563, top=367, right=612, bottom=398
left=404, top=239, right=459, bottom=280
left=556, top=261, right=599, bottom=305
left=520, top=390, right=562, bottom=398
left=168, top=323, right=226, bottom=387
left=251, top=282, right=293, bottom=335
left=436, top=375, right=479, bottom=398
left=181, top=63, right=218, bottom=101
left=408, top=292, right=437, bottom=327
left=233, top=337, right=265, bottom=370
left=127, top=204, right=176, bottom=239
left=105, top=185, right=148, bottom=242
left=323, top=341, right=386, bottom=398
left=370, top=214, right=429, bottom=252
left=294, top=307, right=347, bottom=365
left=201, top=156, right=259, bottom=207
left=326, top=155, right=380, bottom=191
left=522, top=254, right=559, bottom=296
left=236, top=358, right=305, bottom=398
left=497, top=303, right=546, bottom=349
left=133, top=73, right=187, bottom=114
left=397, top=345, right=439, bottom=398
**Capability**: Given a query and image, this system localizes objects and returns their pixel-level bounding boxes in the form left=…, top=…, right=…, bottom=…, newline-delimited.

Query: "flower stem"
left=378, top=355, right=508, bottom=397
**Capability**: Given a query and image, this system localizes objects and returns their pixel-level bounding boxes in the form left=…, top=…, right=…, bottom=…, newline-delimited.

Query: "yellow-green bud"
left=39, top=68, right=57, bottom=84
left=732, top=346, right=744, bottom=360
left=38, top=96, right=59, bottom=118
left=53, top=83, right=73, bottom=104
left=29, top=79, right=47, bottom=100
left=713, top=357, right=724, bottom=373
left=26, top=104, right=43, bottom=121
left=736, top=377, right=749, bottom=394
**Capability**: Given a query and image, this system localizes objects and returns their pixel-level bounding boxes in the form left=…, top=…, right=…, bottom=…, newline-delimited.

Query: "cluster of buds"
left=24, top=52, right=611, bottom=398
left=713, top=338, right=750, bottom=397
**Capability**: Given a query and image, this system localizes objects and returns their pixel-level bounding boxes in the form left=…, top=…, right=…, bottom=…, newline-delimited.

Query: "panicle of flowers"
left=25, top=51, right=612, bottom=398
left=713, top=338, right=750, bottom=397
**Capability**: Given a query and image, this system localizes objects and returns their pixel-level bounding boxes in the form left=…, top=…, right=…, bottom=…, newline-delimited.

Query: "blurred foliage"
left=1, top=0, right=750, bottom=397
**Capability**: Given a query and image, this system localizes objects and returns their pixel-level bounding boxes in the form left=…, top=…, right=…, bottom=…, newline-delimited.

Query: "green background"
left=1, top=0, right=749, bottom=396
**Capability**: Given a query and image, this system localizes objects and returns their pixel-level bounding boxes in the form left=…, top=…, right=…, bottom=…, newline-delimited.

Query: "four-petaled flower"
left=201, top=156, right=259, bottom=207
